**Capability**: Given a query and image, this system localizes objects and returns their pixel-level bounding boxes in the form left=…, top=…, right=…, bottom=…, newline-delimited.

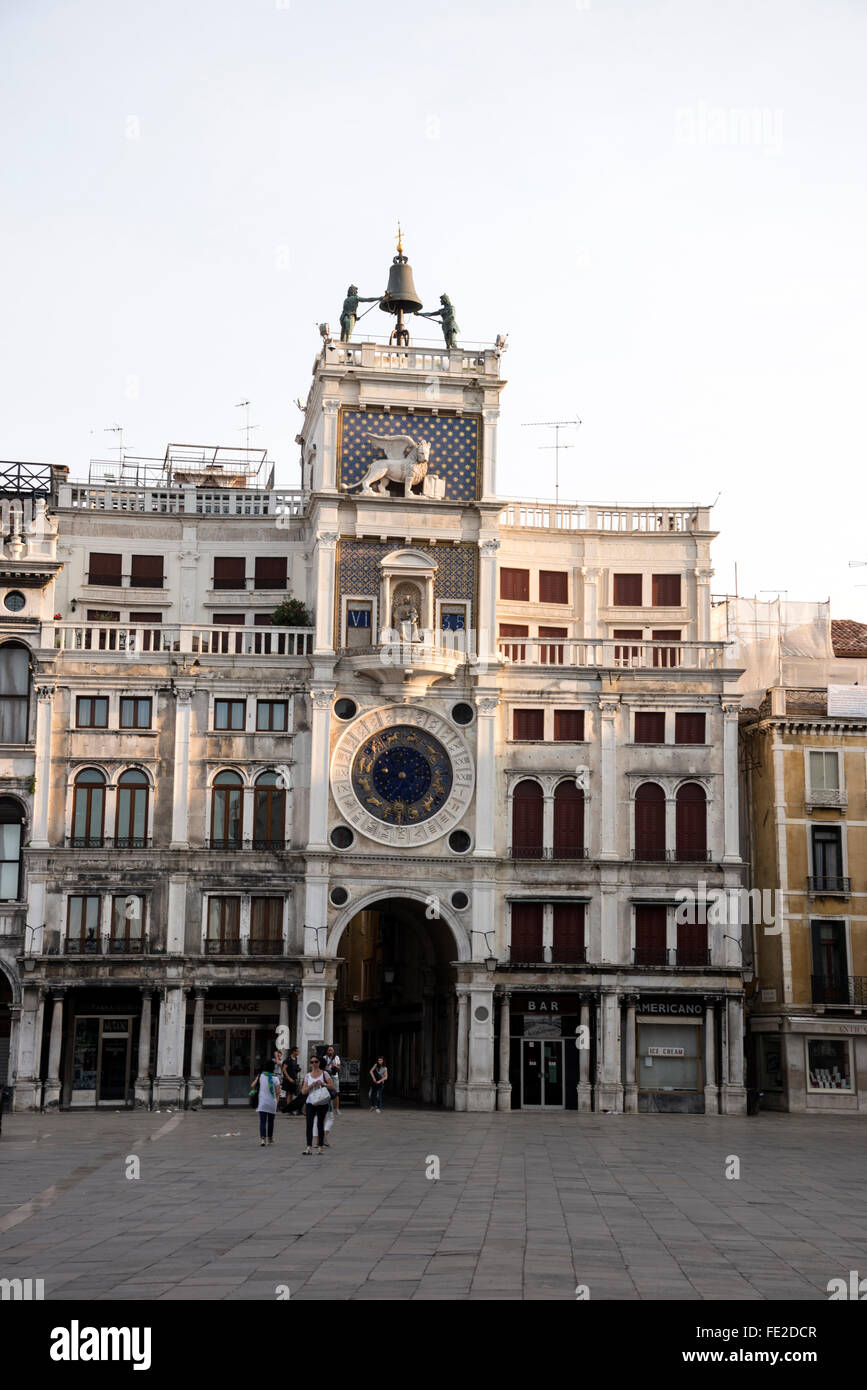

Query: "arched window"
left=676, top=782, right=707, bottom=861
left=553, top=781, right=585, bottom=859
left=634, top=782, right=666, bottom=860
left=211, top=770, right=243, bottom=848
left=511, top=780, right=543, bottom=859
left=0, top=643, right=29, bottom=743
left=72, top=769, right=106, bottom=847
left=115, top=769, right=149, bottom=848
left=0, top=798, right=24, bottom=900
left=253, top=771, right=285, bottom=849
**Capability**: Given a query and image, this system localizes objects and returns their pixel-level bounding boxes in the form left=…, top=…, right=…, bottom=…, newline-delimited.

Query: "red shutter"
left=613, top=574, right=642, bottom=606
left=676, top=783, right=707, bottom=861
left=254, top=556, right=287, bottom=589
left=539, top=570, right=568, bottom=604
left=613, top=627, right=642, bottom=666
left=500, top=568, right=529, bottom=601
left=552, top=904, right=585, bottom=964
left=677, top=920, right=708, bottom=966
left=211, top=612, right=245, bottom=654
left=635, top=712, right=665, bottom=743
left=652, top=574, right=681, bottom=606
left=553, top=783, right=584, bottom=858
left=635, top=904, right=667, bottom=965
left=554, top=709, right=584, bottom=741
left=675, top=712, right=705, bottom=744
left=635, top=783, right=666, bottom=859
left=510, top=902, right=544, bottom=963
left=513, top=709, right=544, bottom=741
left=130, top=554, right=164, bottom=587
left=213, top=556, right=246, bottom=589
left=512, top=781, right=543, bottom=858
left=652, top=629, right=681, bottom=668
left=538, top=625, right=567, bottom=665
left=499, top=622, right=528, bottom=661
left=88, top=552, right=122, bottom=585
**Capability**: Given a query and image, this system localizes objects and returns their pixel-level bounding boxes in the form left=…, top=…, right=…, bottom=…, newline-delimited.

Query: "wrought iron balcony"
left=811, top=975, right=867, bottom=1006
left=509, top=846, right=588, bottom=860
left=251, top=838, right=287, bottom=851
left=634, top=946, right=713, bottom=967
left=66, top=836, right=104, bottom=849
left=114, top=836, right=150, bottom=850
left=205, top=938, right=242, bottom=954
left=673, top=947, right=712, bottom=967
left=633, top=945, right=670, bottom=967
left=807, top=876, right=851, bottom=897
left=509, top=945, right=588, bottom=967
left=248, top=937, right=283, bottom=956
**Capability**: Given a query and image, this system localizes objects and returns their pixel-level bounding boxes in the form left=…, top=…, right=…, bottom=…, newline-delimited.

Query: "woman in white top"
left=300, top=1056, right=335, bottom=1155
left=254, top=1060, right=281, bottom=1146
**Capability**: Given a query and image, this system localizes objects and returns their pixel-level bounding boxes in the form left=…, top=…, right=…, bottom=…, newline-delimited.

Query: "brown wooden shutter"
left=635, top=712, right=665, bottom=743
left=213, top=556, right=246, bottom=589
left=513, top=709, right=544, bottom=740
left=634, top=783, right=666, bottom=859
left=635, top=904, right=667, bottom=965
left=539, top=625, right=567, bottom=665
left=675, top=712, right=705, bottom=743
left=676, top=920, right=708, bottom=966
left=613, top=574, right=642, bottom=606
left=652, top=629, right=681, bottom=668
left=254, top=556, right=287, bottom=589
left=88, top=552, right=122, bottom=585
left=675, top=783, right=707, bottom=861
left=554, top=709, right=584, bottom=741
left=510, top=902, right=543, bottom=963
left=511, top=780, right=543, bottom=857
left=130, top=554, right=164, bottom=587
left=539, top=570, right=568, bottom=604
left=552, top=903, right=585, bottom=963
left=499, top=623, right=528, bottom=661
left=553, top=783, right=584, bottom=857
left=500, top=568, right=530, bottom=601
left=652, top=574, right=681, bottom=606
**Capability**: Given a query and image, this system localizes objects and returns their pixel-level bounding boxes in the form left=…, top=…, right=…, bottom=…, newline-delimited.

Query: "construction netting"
left=711, top=597, right=832, bottom=708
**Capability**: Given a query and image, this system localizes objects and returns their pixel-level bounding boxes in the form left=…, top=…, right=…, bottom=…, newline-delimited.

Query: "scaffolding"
left=87, top=443, right=275, bottom=491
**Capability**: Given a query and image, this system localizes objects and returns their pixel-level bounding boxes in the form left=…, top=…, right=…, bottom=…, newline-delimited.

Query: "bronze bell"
left=380, top=252, right=423, bottom=315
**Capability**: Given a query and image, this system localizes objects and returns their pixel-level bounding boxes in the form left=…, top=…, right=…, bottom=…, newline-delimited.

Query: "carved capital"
left=721, top=700, right=740, bottom=715
left=476, top=697, right=499, bottom=715
left=323, top=400, right=340, bottom=416
left=598, top=697, right=620, bottom=716
left=35, top=685, right=55, bottom=702
left=580, top=566, right=602, bottom=581
left=316, top=531, right=339, bottom=548
left=174, top=687, right=194, bottom=704
left=312, top=688, right=336, bottom=709
left=479, top=539, right=500, bottom=556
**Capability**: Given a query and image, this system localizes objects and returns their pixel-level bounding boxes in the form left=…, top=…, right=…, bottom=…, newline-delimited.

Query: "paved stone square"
left=1, top=1106, right=865, bottom=1301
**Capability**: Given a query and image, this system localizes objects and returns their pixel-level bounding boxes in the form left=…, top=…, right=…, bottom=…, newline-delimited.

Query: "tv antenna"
left=521, top=418, right=581, bottom=503
left=104, top=423, right=126, bottom=467
left=235, top=400, right=260, bottom=453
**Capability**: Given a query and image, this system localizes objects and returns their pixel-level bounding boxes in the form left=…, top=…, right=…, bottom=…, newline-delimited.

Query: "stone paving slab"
left=1, top=1107, right=865, bottom=1301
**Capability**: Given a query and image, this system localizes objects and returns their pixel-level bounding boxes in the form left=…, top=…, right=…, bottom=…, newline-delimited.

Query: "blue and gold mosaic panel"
left=335, top=539, right=478, bottom=646
left=338, top=408, right=481, bottom=501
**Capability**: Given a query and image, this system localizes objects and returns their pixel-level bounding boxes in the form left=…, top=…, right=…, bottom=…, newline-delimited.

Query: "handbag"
left=307, top=1084, right=330, bottom=1106
left=249, top=1075, right=260, bottom=1107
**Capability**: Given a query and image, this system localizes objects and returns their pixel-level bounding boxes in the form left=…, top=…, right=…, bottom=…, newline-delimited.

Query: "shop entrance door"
left=99, top=1019, right=131, bottom=1101
left=521, top=1039, right=564, bottom=1108
left=202, top=1026, right=256, bottom=1105
left=70, top=1016, right=134, bottom=1106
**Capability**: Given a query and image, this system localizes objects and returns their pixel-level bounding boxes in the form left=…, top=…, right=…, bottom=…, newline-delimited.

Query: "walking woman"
left=369, top=1056, right=387, bottom=1112
left=300, top=1055, right=335, bottom=1155
left=253, top=1058, right=281, bottom=1147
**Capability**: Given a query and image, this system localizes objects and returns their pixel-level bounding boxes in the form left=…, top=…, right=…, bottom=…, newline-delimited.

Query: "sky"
left=2, top=0, right=866, bottom=618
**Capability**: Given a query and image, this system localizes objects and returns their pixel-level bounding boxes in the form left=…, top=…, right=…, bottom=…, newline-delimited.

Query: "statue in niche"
left=393, top=595, right=422, bottom=643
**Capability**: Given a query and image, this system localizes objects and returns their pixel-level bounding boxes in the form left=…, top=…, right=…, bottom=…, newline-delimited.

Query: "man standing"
left=339, top=285, right=379, bottom=342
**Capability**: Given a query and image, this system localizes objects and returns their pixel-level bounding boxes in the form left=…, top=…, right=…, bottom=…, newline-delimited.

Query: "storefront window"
left=71, top=1018, right=99, bottom=1094
left=807, top=1038, right=853, bottom=1091
left=638, top=1022, right=701, bottom=1091
left=758, top=1035, right=783, bottom=1090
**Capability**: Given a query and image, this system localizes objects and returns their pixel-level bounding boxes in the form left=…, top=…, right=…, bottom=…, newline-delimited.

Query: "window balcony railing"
left=87, top=574, right=165, bottom=588
left=114, top=837, right=151, bottom=850
left=248, top=937, right=283, bottom=956
left=811, top=975, right=867, bottom=1006
left=807, top=876, right=851, bottom=897
left=209, top=838, right=243, bottom=851
left=66, top=935, right=150, bottom=955
left=66, top=836, right=104, bottom=849
left=108, top=936, right=146, bottom=954
left=497, top=638, right=729, bottom=671
left=205, top=938, right=242, bottom=955
left=54, top=622, right=314, bottom=657
left=251, top=838, right=287, bottom=851
left=673, top=948, right=712, bottom=967
left=509, top=946, right=588, bottom=966
left=633, top=945, right=670, bottom=967
left=632, top=848, right=668, bottom=862
left=633, top=946, right=713, bottom=967
left=509, top=846, right=588, bottom=860
left=632, top=849, right=713, bottom=863
left=806, top=788, right=847, bottom=809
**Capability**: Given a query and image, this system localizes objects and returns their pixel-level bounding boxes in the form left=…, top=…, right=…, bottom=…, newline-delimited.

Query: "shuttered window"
left=635, top=712, right=665, bottom=743
left=88, top=552, right=122, bottom=586
left=553, top=783, right=584, bottom=858
left=499, top=623, right=528, bottom=661
left=539, top=570, right=568, bottom=604
left=554, top=709, right=584, bottom=741
left=634, top=783, right=666, bottom=859
left=675, top=712, right=705, bottom=744
left=510, top=902, right=544, bottom=963
left=552, top=903, right=585, bottom=964
left=677, top=920, right=708, bottom=966
left=635, top=905, right=667, bottom=965
left=539, top=625, right=567, bottom=665
left=130, top=554, right=164, bottom=587
left=213, top=556, right=246, bottom=589
left=254, top=556, right=287, bottom=590
left=613, top=574, right=642, bottom=606
left=652, top=629, right=681, bottom=668
left=513, top=709, right=544, bottom=741
left=500, top=568, right=529, bottom=601
left=675, top=783, right=707, bottom=861
left=652, top=573, right=681, bottom=606
left=511, top=780, right=543, bottom=858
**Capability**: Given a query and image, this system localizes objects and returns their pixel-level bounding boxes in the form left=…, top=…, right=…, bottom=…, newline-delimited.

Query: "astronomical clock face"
left=331, top=706, right=474, bottom=848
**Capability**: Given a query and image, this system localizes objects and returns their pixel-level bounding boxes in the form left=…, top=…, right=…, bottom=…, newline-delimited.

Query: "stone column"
left=165, top=876, right=187, bottom=955
left=577, top=1000, right=592, bottom=1111
left=154, top=986, right=186, bottom=1107
left=42, top=990, right=66, bottom=1110
left=473, top=695, right=498, bottom=855
left=496, top=989, right=512, bottom=1111
left=445, top=993, right=457, bottom=1110
left=421, top=982, right=436, bottom=1104
left=324, top=987, right=335, bottom=1045
left=598, top=698, right=619, bottom=859
left=721, top=993, right=747, bottom=1114
left=481, top=408, right=499, bottom=499
left=703, top=998, right=719, bottom=1114
left=466, top=983, right=495, bottom=1111
left=313, top=531, right=338, bottom=655
left=134, top=989, right=154, bottom=1108
left=595, top=989, right=623, bottom=1112
left=278, top=989, right=291, bottom=1052
left=187, top=990, right=206, bottom=1109
left=170, top=688, right=194, bottom=848
left=7, top=1004, right=21, bottom=1089
left=695, top=568, right=713, bottom=641
left=623, top=997, right=638, bottom=1113
left=12, top=986, right=44, bottom=1111
left=454, top=989, right=469, bottom=1111
left=319, top=399, right=339, bottom=492
left=580, top=567, right=601, bottom=641
left=477, top=539, right=500, bottom=666
left=31, top=685, right=55, bottom=848
left=298, top=972, right=328, bottom=1072
left=542, top=789, right=554, bottom=859
left=722, top=701, right=741, bottom=863
left=307, top=689, right=335, bottom=851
